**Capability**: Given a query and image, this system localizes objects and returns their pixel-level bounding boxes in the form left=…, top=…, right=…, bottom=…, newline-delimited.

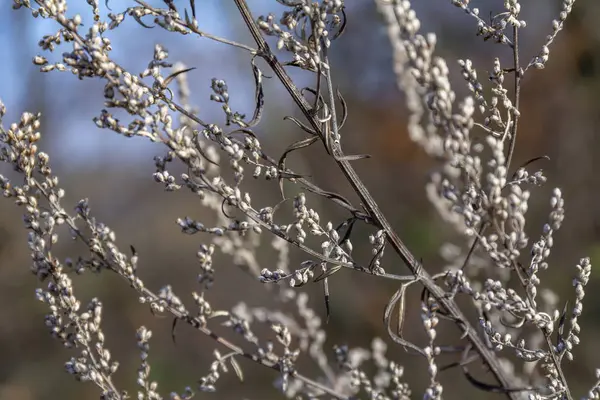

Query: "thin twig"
left=134, top=0, right=257, bottom=54
left=31, top=176, right=350, bottom=400
left=505, top=25, right=521, bottom=173
left=511, top=259, right=574, bottom=400
left=506, top=25, right=571, bottom=400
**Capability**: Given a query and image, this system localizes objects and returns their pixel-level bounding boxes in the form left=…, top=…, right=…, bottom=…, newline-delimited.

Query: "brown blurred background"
left=2, top=0, right=600, bottom=399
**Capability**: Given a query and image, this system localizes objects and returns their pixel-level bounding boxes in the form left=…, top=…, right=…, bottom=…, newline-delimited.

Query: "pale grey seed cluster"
left=257, top=0, right=344, bottom=71
left=369, top=230, right=386, bottom=275
left=332, top=338, right=411, bottom=399
left=451, top=0, right=526, bottom=46
left=376, top=0, right=441, bottom=157
left=422, top=302, right=442, bottom=400
left=136, top=326, right=161, bottom=400
left=377, top=0, right=593, bottom=398
left=4, top=0, right=596, bottom=399
left=0, top=108, right=124, bottom=399
left=528, top=0, right=575, bottom=70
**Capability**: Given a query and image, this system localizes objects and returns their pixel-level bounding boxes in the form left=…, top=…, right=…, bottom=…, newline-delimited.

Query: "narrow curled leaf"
left=384, top=284, right=407, bottom=339
left=336, top=88, right=348, bottom=130
left=277, top=136, right=319, bottom=199
left=282, top=60, right=317, bottom=72
left=510, top=154, right=550, bottom=181
left=163, top=0, right=177, bottom=12
left=184, top=8, right=191, bottom=26
left=226, top=127, right=258, bottom=140
left=301, top=86, right=326, bottom=115
left=556, top=300, right=569, bottom=346
left=276, top=0, right=303, bottom=8
left=163, top=67, right=196, bottom=88
left=313, top=63, right=323, bottom=112
left=230, top=357, right=244, bottom=382
left=189, top=0, right=196, bottom=19
left=519, top=154, right=550, bottom=170
left=283, top=115, right=317, bottom=135
left=383, top=283, right=425, bottom=356
left=323, top=276, right=331, bottom=323
left=132, top=13, right=155, bottom=29
left=460, top=225, right=486, bottom=271
left=314, top=265, right=343, bottom=282
left=332, top=7, right=347, bottom=40
left=462, top=363, right=533, bottom=393
left=209, top=310, right=230, bottom=319
left=193, top=135, right=219, bottom=166
left=221, top=198, right=236, bottom=219
left=334, top=153, right=371, bottom=162
left=500, top=314, right=526, bottom=329
left=335, top=217, right=357, bottom=245
left=280, top=136, right=320, bottom=159
left=245, top=57, right=265, bottom=128
left=438, top=351, right=479, bottom=372
left=302, top=184, right=360, bottom=217
left=396, top=284, right=407, bottom=336
left=171, top=317, right=178, bottom=344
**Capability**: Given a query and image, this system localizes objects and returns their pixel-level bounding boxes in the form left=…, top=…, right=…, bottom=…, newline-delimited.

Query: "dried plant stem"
left=506, top=25, right=521, bottom=173
left=233, top=0, right=520, bottom=398
left=506, top=25, right=571, bottom=400
left=3, top=1, right=587, bottom=398
left=41, top=11, right=417, bottom=285
left=134, top=0, right=257, bottom=54
left=512, top=259, right=574, bottom=400
left=32, top=175, right=349, bottom=400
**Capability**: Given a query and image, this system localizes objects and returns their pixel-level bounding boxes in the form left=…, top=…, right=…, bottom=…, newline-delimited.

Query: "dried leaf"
left=302, top=184, right=357, bottom=215
left=332, top=7, right=347, bottom=40
left=245, top=57, right=265, bottom=127
left=189, top=0, right=196, bottom=19
left=556, top=300, right=569, bottom=346
left=314, top=265, right=343, bottom=282
left=334, top=153, right=371, bottom=162
left=336, top=88, right=348, bottom=129
left=184, top=8, right=192, bottom=26
left=336, top=217, right=357, bottom=245
left=230, top=357, right=244, bottom=382
left=132, top=13, right=155, bottom=29
left=226, top=127, right=258, bottom=140
left=277, top=136, right=319, bottom=199
left=283, top=115, right=317, bottom=135
left=171, top=317, right=178, bottom=344
left=323, top=276, right=331, bottom=323
left=462, top=363, right=532, bottom=393
left=163, top=67, right=196, bottom=88
left=383, top=283, right=425, bottom=356
left=221, top=198, right=236, bottom=219
left=510, top=155, right=550, bottom=181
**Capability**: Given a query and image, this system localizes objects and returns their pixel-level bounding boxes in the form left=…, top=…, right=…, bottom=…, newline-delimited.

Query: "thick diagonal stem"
left=233, top=1, right=520, bottom=398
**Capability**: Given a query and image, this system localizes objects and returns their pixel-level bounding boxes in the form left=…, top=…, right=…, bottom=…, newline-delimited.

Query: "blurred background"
left=1, top=0, right=600, bottom=399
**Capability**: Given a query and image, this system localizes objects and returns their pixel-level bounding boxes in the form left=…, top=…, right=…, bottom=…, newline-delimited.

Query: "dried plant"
left=0, top=0, right=595, bottom=399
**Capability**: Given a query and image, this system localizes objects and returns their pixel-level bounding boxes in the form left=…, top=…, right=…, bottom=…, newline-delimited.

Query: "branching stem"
left=233, top=1, right=521, bottom=398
